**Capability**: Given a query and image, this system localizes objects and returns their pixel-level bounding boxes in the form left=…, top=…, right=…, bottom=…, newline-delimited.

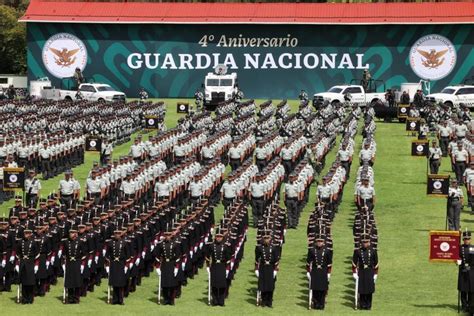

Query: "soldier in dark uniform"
left=15, top=229, right=39, bottom=304
left=352, top=234, right=379, bottom=310
left=63, top=229, right=85, bottom=304
left=106, top=230, right=130, bottom=305
left=34, top=225, right=51, bottom=296
left=255, top=234, right=280, bottom=308
left=206, top=229, right=231, bottom=306
left=458, top=231, right=474, bottom=312
left=155, top=231, right=181, bottom=305
left=307, top=234, right=333, bottom=310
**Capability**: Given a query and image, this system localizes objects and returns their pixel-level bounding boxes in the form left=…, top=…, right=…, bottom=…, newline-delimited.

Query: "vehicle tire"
left=331, top=100, right=340, bottom=106
left=444, top=101, right=453, bottom=108
left=65, top=96, right=72, bottom=101
left=370, top=99, right=379, bottom=107
left=98, top=98, right=105, bottom=102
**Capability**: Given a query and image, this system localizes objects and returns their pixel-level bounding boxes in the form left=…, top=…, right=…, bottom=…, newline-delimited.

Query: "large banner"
left=27, top=23, right=474, bottom=99
left=429, top=230, right=460, bottom=263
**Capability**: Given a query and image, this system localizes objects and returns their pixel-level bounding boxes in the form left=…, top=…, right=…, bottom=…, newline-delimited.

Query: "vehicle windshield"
left=206, top=79, right=220, bottom=87
left=440, top=88, right=455, bottom=94
left=97, top=86, right=114, bottom=92
left=220, top=79, right=233, bottom=87
left=328, top=87, right=343, bottom=93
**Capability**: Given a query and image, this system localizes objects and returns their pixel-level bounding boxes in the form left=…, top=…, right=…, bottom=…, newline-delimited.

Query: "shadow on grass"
left=412, top=304, right=457, bottom=310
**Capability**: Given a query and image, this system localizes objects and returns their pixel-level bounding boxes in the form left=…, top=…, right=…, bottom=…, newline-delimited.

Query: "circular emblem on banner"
left=416, top=145, right=424, bottom=152
left=9, top=174, right=18, bottom=183
left=148, top=119, right=155, bottom=125
left=409, top=34, right=456, bottom=81
left=400, top=107, right=407, bottom=113
left=410, top=122, right=416, bottom=128
left=433, top=180, right=442, bottom=190
left=90, top=140, right=97, bottom=147
left=440, top=242, right=450, bottom=252
left=42, top=33, right=88, bottom=79
left=179, top=104, right=186, bottom=111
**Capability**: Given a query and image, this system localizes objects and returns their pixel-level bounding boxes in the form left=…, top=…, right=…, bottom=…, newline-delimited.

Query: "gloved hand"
left=80, top=265, right=84, bottom=274
left=156, top=268, right=161, bottom=276
left=124, top=267, right=128, bottom=274
left=87, top=259, right=92, bottom=268
left=9, top=255, right=15, bottom=263
left=206, top=267, right=210, bottom=275
left=353, top=273, right=359, bottom=280
left=230, top=261, right=234, bottom=270
left=273, top=271, right=277, bottom=279
left=327, top=273, right=331, bottom=281
left=457, top=259, right=462, bottom=265
left=226, top=270, right=229, bottom=278
left=374, top=274, right=378, bottom=283
left=136, top=258, right=141, bottom=266
left=62, top=264, right=65, bottom=272
left=255, top=270, right=259, bottom=278
left=142, top=251, right=146, bottom=259
left=173, top=267, right=178, bottom=277
left=182, top=262, right=186, bottom=271
left=102, top=249, right=106, bottom=257
left=15, top=265, right=19, bottom=273
left=1, top=259, right=5, bottom=268
left=306, top=272, right=311, bottom=280
left=51, top=256, right=55, bottom=265
left=94, top=256, right=99, bottom=264
left=57, top=251, right=62, bottom=259
left=105, top=266, right=110, bottom=274
left=34, top=265, right=38, bottom=274
left=46, top=261, right=50, bottom=269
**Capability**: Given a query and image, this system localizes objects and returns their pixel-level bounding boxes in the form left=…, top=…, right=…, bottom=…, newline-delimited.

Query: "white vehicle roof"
left=205, top=73, right=237, bottom=79
left=442, top=85, right=474, bottom=89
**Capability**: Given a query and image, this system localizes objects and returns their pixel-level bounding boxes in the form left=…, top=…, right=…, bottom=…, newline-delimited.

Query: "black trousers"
left=251, top=197, right=264, bottom=227
left=212, top=287, right=226, bottom=306
left=25, top=193, right=38, bottom=209
left=261, top=291, right=274, bottom=307
left=162, top=286, right=176, bottom=305
left=461, top=291, right=470, bottom=310
left=455, top=161, right=467, bottom=184
left=285, top=198, right=299, bottom=228
left=112, top=286, right=124, bottom=304
left=21, top=285, right=34, bottom=304
left=313, top=290, right=326, bottom=309
left=229, top=158, right=241, bottom=171
left=67, top=287, right=80, bottom=304
left=359, top=293, right=372, bottom=309
left=429, top=159, right=440, bottom=174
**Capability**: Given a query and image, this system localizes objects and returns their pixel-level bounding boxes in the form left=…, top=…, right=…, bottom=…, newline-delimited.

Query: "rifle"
left=63, top=263, right=66, bottom=304
left=157, top=273, right=161, bottom=305
left=355, top=275, right=359, bottom=310
left=107, top=268, right=111, bottom=304
left=208, top=270, right=212, bottom=305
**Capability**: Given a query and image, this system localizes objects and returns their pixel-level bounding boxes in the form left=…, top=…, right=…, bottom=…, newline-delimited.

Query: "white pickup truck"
left=425, top=85, right=474, bottom=108
left=39, top=83, right=126, bottom=102
left=313, top=84, right=386, bottom=108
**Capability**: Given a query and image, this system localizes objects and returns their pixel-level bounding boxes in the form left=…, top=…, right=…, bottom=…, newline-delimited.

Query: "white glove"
left=327, top=273, right=331, bottom=281
left=150, top=245, right=155, bottom=252
left=87, top=259, right=92, bottom=268
left=80, top=265, right=84, bottom=274
left=255, top=270, right=259, bottom=278
left=230, top=261, right=234, bottom=270
left=199, top=242, right=203, bottom=249
left=94, top=256, right=99, bottom=264
left=457, top=259, right=462, bottom=266
left=142, top=251, right=146, bottom=259
left=136, top=258, right=141, bottom=266
left=306, top=272, right=311, bottom=280
left=373, top=274, right=378, bottom=283
left=182, top=262, right=186, bottom=271
left=124, top=267, right=128, bottom=274
left=156, top=268, right=161, bottom=276
left=102, top=249, right=106, bottom=257
left=105, top=266, right=110, bottom=274
left=273, top=271, right=277, bottom=279
left=206, top=267, right=210, bottom=275
left=1, top=260, right=5, bottom=268
left=62, top=264, right=65, bottom=272
left=189, top=251, right=193, bottom=259
left=34, top=265, right=38, bottom=274
left=46, top=261, right=50, bottom=269
left=174, top=267, right=178, bottom=277
left=9, top=256, right=15, bottom=263
left=353, top=273, right=359, bottom=280
left=51, top=256, right=55, bottom=265
left=226, top=270, right=229, bottom=278
left=57, top=251, right=62, bottom=259
left=15, top=265, right=19, bottom=273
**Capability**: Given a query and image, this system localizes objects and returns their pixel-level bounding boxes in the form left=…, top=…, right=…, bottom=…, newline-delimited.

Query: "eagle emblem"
left=49, top=47, right=80, bottom=67
left=417, top=49, right=448, bottom=69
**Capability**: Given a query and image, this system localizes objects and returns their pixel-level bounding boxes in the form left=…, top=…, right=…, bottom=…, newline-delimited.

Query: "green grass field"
left=0, top=99, right=465, bottom=315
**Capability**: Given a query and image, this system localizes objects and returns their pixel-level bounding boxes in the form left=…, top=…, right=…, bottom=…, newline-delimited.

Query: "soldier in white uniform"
left=437, top=120, right=452, bottom=157
left=447, top=179, right=463, bottom=231
left=39, top=141, right=52, bottom=180
left=24, top=169, right=41, bottom=208
left=130, top=139, right=144, bottom=164
left=120, top=173, right=137, bottom=201
left=428, top=140, right=442, bottom=174
left=86, top=169, right=105, bottom=205
left=453, top=142, right=470, bottom=185
left=284, top=175, right=300, bottom=229
left=355, top=178, right=376, bottom=212
left=221, top=176, right=237, bottom=210
left=100, top=139, right=113, bottom=166
left=58, top=170, right=76, bottom=210
left=249, top=176, right=265, bottom=227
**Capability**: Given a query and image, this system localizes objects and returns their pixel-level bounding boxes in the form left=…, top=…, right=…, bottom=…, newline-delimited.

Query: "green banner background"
left=27, top=23, right=474, bottom=99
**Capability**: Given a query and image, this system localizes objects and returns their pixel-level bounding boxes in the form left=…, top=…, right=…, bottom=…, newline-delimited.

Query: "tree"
left=0, top=4, right=27, bottom=74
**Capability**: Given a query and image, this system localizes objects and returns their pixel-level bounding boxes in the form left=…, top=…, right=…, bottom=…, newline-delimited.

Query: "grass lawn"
left=0, top=99, right=464, bottom=315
